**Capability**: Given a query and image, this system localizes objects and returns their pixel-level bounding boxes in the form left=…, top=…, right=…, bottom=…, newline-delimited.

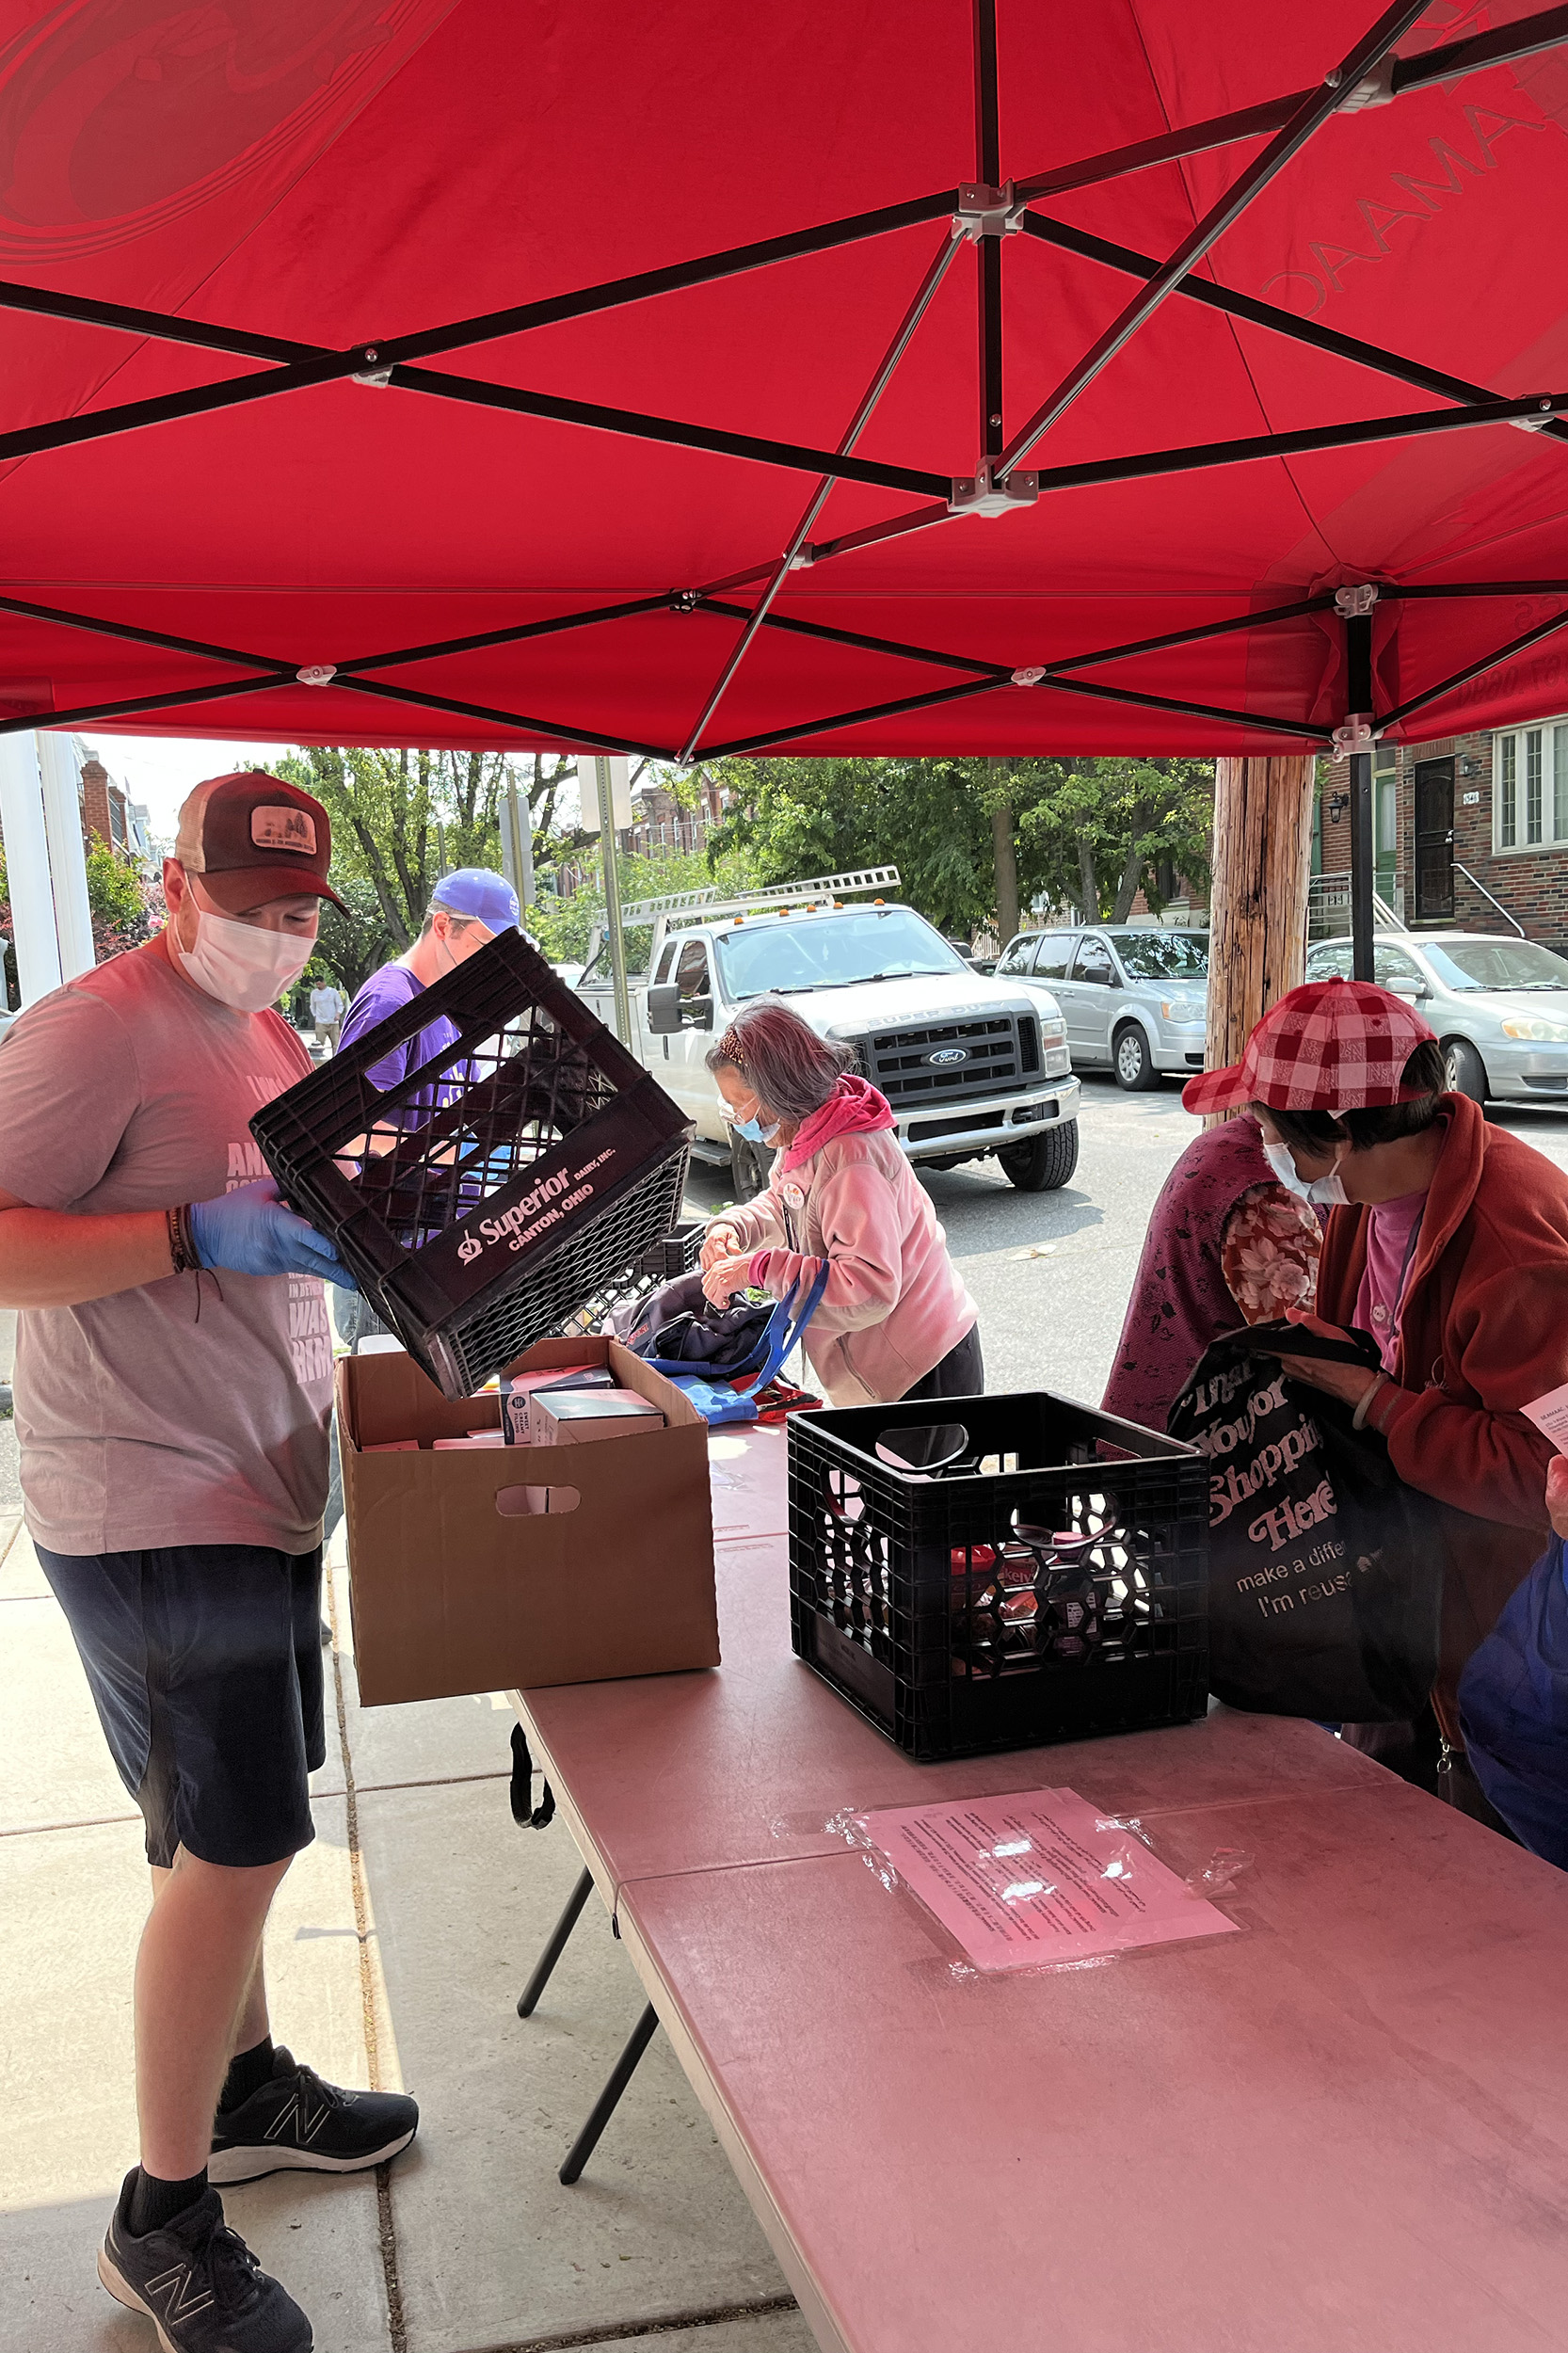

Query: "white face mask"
left=176, top=905, right=314, bottom=1013
left=1263, top=1137, right=1349, bottom=1209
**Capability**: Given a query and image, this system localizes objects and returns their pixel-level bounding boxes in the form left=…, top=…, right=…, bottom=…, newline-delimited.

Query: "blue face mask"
left=734, top=1112, right=781, bottom=1144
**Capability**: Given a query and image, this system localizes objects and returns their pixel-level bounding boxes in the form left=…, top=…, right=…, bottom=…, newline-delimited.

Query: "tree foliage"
left=274, top=745, right=575, bottom=990
left=709, top=755, right=1213, bottom=936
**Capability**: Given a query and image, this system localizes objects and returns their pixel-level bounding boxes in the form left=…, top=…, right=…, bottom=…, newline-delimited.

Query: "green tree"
left=527, top=842, right=762, bottom=967
left=709, top=755, right=1212, bottom=936
left=1016, top=759, right=1213, bottom=921
left=275, top=745, right=576, bottom=990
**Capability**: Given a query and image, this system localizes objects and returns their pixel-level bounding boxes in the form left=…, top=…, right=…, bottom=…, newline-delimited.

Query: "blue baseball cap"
left=429, top=869, right=520, bottom=931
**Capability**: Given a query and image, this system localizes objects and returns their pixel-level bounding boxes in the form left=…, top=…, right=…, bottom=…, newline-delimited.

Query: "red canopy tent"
left=2, top=1, right=1567, bottom=793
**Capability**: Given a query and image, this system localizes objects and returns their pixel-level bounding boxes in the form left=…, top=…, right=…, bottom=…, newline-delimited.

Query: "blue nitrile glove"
left=188, top=1178, right=358, bottom=1288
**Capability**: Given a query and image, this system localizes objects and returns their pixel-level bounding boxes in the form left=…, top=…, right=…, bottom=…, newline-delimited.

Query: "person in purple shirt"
left=338, top=866, right=520, bottom=1090
left=331, top=869, right=520, bottom=1349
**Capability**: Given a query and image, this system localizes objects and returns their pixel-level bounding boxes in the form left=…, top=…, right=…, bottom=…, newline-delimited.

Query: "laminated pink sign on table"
left=857, top=1787, right=1242, bottom=1972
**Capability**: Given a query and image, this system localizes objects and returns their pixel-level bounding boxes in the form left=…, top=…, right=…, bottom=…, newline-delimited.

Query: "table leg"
left=558, top=2002, right=660, bottom=2185
left=517, top=1865, right=595, bottom=2019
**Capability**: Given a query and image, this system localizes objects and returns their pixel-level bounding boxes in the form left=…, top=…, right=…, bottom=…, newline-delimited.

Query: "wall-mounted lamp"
left=1326, top=792, right=1352, bottom=824
left=1460, top=756, right=1480, bottom=777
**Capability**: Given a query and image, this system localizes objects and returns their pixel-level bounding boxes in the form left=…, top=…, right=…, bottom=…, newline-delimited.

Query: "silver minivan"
left=1304, top=931, right=1568, bottom=1103
left=995, top=926, right=1208, bottom=1088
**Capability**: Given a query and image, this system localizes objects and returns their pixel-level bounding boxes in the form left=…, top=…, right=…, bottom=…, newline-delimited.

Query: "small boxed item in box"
left=528, top=1387, right=665, bottom=1446
left=336, top=1334, right=717, bottom=1704
left=498, top=1362, right=610, bottom=1442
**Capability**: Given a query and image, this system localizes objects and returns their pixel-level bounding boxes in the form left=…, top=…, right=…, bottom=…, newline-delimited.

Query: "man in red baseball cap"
left=1185, top=975, right=1568, bottom=1815
left=0, top=771, right=417, bottom=2351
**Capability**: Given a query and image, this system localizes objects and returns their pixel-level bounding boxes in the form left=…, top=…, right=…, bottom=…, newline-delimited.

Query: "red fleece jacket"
left=1316, top=1093, right=1568, bottom=1731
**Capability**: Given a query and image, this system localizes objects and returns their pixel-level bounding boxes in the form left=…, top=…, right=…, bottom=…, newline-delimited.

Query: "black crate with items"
left=789, top=1393, right=1208, bottom=1762
left=251, top=931, right=692, bottom=1397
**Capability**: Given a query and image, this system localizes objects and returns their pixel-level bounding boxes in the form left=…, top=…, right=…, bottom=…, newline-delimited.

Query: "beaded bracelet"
left=166, top=1204, right=200, bottom=1277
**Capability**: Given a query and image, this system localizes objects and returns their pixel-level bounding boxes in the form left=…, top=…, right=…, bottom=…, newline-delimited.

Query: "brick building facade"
left=1318, top=710, right=1568, bottom=952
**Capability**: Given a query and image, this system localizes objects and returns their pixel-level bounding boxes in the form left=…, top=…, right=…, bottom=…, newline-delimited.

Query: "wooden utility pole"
left=989, top=760, right=1019, bottom=946
left=1203, top=754, right=1316, bottom=1114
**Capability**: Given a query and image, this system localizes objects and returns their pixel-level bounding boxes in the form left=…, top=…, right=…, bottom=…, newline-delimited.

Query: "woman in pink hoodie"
left=699, top=1000, right=981, bottom=1405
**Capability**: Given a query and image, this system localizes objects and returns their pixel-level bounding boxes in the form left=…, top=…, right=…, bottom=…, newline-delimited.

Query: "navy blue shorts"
left=39, top=1543, right=326, bottom=1869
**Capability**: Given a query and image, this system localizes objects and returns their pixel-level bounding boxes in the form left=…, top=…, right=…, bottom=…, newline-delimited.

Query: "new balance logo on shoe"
left=264, top=2083, right=333, bottom=2147
left=146, top=2261, right=217, bottom=2322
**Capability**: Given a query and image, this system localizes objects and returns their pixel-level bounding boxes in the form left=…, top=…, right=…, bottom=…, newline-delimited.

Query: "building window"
left=1493, top=721, right=1568, bottom=852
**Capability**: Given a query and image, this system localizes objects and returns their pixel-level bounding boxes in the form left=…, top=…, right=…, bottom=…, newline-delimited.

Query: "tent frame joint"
left=1334, top=584, right=1380, bottom=618
left=948, top=458, right=1038, bottom=517
left=953, top=181, right=1028, bottom=239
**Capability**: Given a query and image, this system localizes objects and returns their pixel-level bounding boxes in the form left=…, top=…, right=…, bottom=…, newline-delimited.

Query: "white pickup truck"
left=577, top=869, right=1080, bottom=1197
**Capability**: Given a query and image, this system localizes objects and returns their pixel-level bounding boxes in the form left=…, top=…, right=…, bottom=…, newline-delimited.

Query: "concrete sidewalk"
left=0, top=1508, right=810, bottom=2353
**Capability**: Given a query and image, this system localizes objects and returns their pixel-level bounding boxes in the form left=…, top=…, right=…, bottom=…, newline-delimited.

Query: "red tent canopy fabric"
left=2, top=0, right=1567, bottom=760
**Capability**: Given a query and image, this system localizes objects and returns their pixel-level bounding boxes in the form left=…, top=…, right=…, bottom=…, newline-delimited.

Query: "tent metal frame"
left=5, top=2, right=1568, bottom=974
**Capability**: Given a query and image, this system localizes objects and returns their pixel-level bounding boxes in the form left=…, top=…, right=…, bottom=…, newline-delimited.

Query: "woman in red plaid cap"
left=1185, top=975, right=1568, bottom=1813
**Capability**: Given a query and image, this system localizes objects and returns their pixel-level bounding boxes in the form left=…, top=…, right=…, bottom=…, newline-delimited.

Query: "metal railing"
left=1453, top=863, right=1526, bottom=937
left=1306, top=872, right=1408, bottom=936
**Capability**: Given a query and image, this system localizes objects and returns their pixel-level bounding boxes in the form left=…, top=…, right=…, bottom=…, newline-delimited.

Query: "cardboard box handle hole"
left=495, top=1484, right=581, bottom=1517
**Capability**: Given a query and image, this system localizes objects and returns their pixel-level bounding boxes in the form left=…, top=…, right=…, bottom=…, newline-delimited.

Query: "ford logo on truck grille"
left=927, top=1047, right=968, bottom=1065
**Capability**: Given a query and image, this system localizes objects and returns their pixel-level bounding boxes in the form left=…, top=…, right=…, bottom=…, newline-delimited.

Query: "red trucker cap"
left=1182, top=977, right=1437, bottom=1118
left=173, top=772, right=345, bottom=912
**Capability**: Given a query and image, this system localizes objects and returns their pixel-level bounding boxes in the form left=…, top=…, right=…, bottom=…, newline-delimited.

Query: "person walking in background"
left=1185, top=974, right=1568, bottom=1817
left=698, top=999, right=980, bottom=1403
left=1102, top=1112, right=1321, bottom=1432
left=308, top=973, right=345, bottom=1050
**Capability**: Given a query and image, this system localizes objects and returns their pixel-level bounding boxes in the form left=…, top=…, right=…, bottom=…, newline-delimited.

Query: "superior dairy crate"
left=251, top=931, right=692, bottom=1397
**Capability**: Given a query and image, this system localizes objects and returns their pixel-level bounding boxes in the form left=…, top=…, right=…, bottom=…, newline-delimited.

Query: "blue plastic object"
left=654, top=1268, right=828, bottom=1426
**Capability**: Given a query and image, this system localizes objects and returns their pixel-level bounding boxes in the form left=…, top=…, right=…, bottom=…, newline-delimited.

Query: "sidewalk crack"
left=454, top=2289, right=799, bottom=2352
left=327, top=1564, right=409, bottom=2353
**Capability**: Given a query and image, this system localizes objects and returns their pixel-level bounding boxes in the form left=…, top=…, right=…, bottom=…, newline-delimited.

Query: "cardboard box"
left=337, top=1336, right=718, bottom=1705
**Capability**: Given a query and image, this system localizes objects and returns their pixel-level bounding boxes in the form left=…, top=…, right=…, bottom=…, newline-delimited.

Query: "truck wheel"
left=729, top=1130, right=772, bottom=1201
left=999, top=1121, right=1080, bottom=1193
left=1443, top=1037, right=1488, bottom=1105
left=1112, top=1022, right=1158, bottom=1091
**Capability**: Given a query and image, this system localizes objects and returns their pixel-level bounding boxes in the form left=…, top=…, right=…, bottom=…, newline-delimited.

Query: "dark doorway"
left=1413, top=758, right=1455, bottom=922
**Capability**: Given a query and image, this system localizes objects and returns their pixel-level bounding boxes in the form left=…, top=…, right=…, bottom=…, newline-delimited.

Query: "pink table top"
left=516, top=1425, right=1386, bottom=1897
left=620, top=1780, right=1568, bottom=2353
left=514, top=1424, right=1568, bottom=2352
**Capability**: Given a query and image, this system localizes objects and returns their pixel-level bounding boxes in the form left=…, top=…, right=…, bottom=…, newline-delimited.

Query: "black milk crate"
left=250, top=931, right=693, bottom=1397
left=789, top=1391, right=1208, bottom=1762
left=558, top=1220, right=704, bottom=1339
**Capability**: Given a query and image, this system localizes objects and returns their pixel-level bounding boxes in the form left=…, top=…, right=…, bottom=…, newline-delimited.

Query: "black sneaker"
left=99, top=2171, right=312, bottom=2352
left=209, top=2046, right=418, bottom=2185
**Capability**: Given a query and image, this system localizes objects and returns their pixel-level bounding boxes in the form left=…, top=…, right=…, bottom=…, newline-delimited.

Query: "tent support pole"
left=591, top=757, right=634, bottom=1047
left=1351, top=752, right=1376, bottom=982
left=1204, top=756, right=1317, bottom=1124
left=1347, top=608, right=1377, bottom=984
left=1378, top=601, right=1568, bottom=733
left=1017, top=211, right=1568, bottom=456
left=677, top=229, right=964, bottom=760
left=995, top=0, right=1429, bottom=478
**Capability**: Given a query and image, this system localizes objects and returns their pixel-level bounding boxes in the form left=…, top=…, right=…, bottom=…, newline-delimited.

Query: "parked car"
left=577, top=872, right=1081, bottom=1194
left=995, top=925, right=1209, bottom=1088
left=1304, top=931, right=1568, bottom=1104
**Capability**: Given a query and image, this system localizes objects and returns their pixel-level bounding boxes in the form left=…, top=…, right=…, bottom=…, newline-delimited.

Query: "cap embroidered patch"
left=251, top=805, right=317, bottom=854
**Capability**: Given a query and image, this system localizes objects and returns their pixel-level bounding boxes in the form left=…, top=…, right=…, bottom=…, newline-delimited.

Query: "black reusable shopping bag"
left=1168, top=1319, right=1446, bottom=1721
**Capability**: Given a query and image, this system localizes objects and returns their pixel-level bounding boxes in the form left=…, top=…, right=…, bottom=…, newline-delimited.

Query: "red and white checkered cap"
left=1182, top=978, right=1438, bottom=1118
